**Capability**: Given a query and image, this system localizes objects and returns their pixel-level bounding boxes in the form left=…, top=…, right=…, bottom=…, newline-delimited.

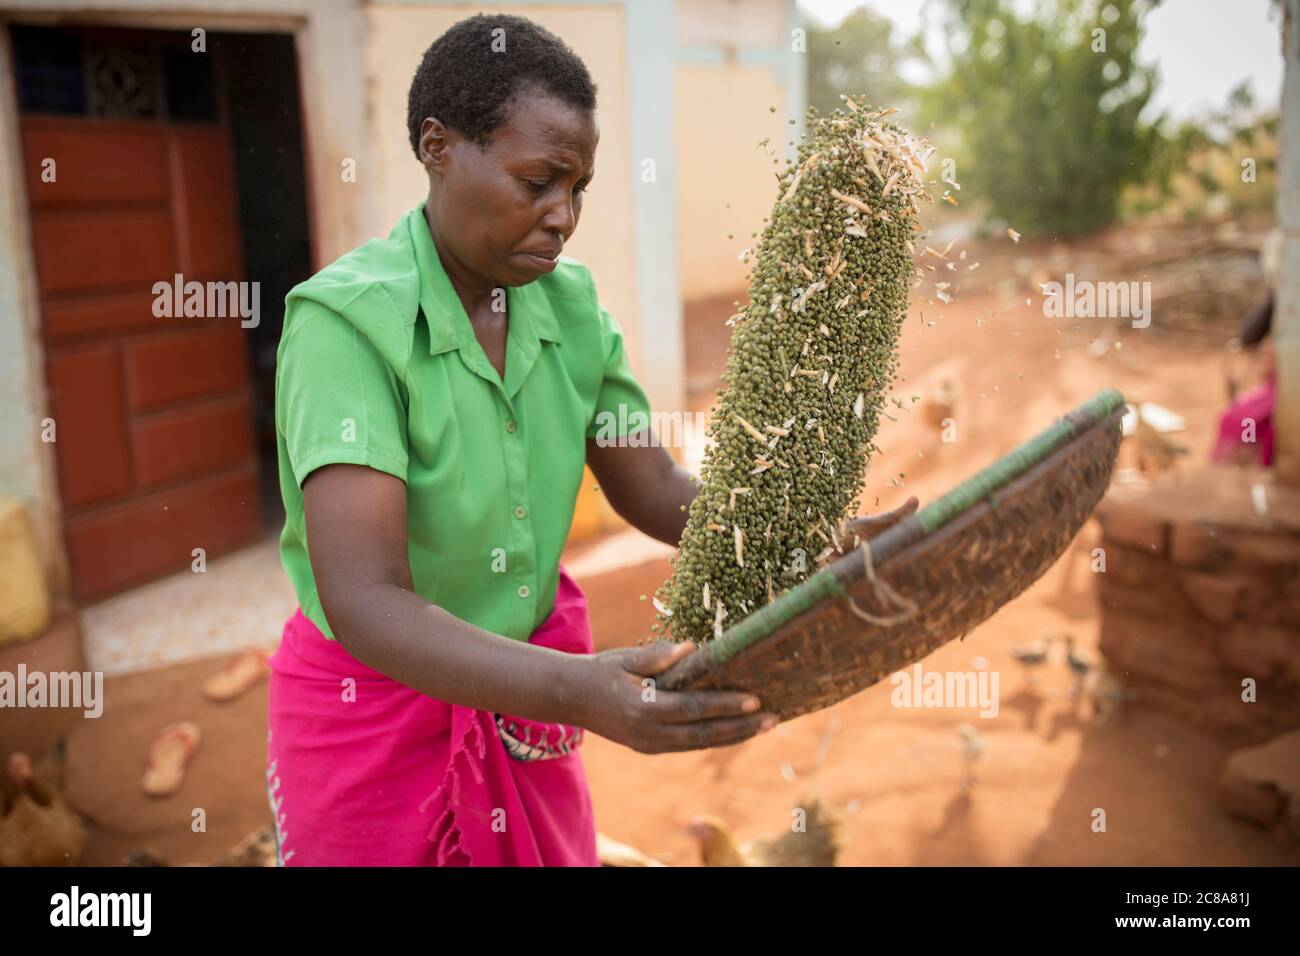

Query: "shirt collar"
left=407, top=203, right=561, bottom=361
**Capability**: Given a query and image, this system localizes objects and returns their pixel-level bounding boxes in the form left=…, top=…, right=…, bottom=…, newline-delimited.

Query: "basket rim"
left=695, top=387, right=1127, bottom=667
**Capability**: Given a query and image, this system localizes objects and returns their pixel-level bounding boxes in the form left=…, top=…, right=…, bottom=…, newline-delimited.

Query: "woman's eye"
left=525, top=179, right=549, bottom=193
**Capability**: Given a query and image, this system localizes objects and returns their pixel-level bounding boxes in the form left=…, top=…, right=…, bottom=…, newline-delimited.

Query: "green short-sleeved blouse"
left=274, top=202, right=653, bottom=641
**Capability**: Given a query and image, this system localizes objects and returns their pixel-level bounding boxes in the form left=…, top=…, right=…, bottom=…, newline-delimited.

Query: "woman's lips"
left=518, top=251, right=560, bottom=272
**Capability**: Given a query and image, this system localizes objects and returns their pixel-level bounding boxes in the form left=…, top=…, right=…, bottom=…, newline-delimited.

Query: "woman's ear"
left=418, top=117, right=450, bottom=173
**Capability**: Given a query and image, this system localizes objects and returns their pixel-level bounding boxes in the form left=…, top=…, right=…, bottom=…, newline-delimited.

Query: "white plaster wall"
left=673, top=0, right=788, bottom=49
left=674, top=60, right=788, bottom=301
left=0, top=32, right=64, bottom=589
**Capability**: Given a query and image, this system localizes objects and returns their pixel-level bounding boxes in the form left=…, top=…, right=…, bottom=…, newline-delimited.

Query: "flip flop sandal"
left=203, top=648, right=270, bottom=702
left=142, top=721, right=201, bottom=797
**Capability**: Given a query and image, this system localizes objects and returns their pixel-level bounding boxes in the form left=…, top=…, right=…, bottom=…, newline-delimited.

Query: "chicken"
left=687, top=798, right=841, bottom=867
left=956, top=723, right=984, bottom=794
left=923, top=377, right=960, bottom=430
left=126, top=824, right=279, bottom=867
left=2, top=739, right=66, bottom=805
left=212, top=824, right=277, bottom=867
left=37, top=742, right=67, bottom=792
left=1086, top=664, right=1138, bottom=725
left=1007, top=635, right=1053, bottom=688
left=1134, top=417, right=1188, bottom=475
left=1063, top=635, right=1093, bottom=699
left=1, top=748, right=86, bottom=867
left=597, top=832, right=668, bottom=867
left=124, top=848, right=169, bottom=867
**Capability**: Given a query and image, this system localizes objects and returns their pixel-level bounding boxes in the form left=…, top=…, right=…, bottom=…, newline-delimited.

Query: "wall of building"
left=0, top=32, right=62, bottom=587
left=673, top=61, right=789, bottom=301
left=1095, top=470, right=1300, bottom=744
left=1276, top=0, right=1299, bottom=484
left=673, top=0, right=802, bottom=303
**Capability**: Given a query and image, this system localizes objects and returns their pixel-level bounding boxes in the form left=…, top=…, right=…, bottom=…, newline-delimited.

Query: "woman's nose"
left=542, top=194, right=577, bottom=236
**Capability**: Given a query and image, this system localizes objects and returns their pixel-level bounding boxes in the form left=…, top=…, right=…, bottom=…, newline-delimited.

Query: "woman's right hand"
left=568, top=641, right=776, bottom=754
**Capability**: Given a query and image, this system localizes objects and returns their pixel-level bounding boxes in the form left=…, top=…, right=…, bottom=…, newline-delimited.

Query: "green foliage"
left=922, top=0, right=1166, bottom=236
left=806, top=7, right=927, bottom=118
left=1127, top=80, right=1279, bottom=221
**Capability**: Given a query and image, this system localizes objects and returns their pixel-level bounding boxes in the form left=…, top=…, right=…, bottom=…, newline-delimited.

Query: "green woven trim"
left=704, top=569, right=847, bottom=665
left=916, top=387, right=1125, bottom=534
left=701, top=387, right=1125, bottom=663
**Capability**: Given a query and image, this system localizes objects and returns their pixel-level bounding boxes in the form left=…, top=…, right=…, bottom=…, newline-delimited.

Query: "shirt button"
left=505, top=420, right=517, bottom=433
left=517, top=585, right=530, bottom=598
left=514, top=505, right=527, bottom=519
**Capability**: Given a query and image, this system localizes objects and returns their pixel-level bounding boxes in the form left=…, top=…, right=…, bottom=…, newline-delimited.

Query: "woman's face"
left=420, top=87, right=598, bottom=288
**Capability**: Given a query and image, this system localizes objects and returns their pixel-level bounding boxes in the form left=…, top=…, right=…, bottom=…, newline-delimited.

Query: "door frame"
left=0, top=2, right=366, bottom=599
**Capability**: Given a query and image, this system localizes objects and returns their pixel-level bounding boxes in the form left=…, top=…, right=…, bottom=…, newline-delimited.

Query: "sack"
left=0, top=496, right=51, bottom=646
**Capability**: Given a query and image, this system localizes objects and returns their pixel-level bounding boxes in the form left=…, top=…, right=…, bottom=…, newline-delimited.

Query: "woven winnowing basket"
left=658, top=389, right=1126, bottom=721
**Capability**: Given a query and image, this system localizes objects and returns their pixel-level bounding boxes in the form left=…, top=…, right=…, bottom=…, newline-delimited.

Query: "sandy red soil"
left=577, top=260, right=1297, bottom=866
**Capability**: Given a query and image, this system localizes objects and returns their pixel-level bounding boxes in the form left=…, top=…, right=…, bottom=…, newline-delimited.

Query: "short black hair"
left=407, top=13, right=598, bottom=157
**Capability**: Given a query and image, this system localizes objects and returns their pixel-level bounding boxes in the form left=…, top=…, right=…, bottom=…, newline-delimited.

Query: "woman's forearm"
left=323, top=583, right=590, bottom=726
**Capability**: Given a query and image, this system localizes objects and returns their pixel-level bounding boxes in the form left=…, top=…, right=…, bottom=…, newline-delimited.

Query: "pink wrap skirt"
left=1211, top=374, right=1276, bottom=467
left=265, top=564, right=599, bottom=866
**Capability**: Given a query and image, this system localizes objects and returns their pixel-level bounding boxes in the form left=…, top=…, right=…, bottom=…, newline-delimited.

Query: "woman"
left=267, top=13, right=912, bottom=866
left=1211, top=228, right=1280, bottom=467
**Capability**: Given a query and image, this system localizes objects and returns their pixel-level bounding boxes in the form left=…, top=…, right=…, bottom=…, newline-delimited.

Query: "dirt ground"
left=579, top=256, right=1295, bottom=866
left=49, top=231, right=1299, bottom=866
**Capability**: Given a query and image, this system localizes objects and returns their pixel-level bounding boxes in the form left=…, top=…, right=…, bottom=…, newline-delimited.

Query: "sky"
left=798, top=0, right=1284, bottom=119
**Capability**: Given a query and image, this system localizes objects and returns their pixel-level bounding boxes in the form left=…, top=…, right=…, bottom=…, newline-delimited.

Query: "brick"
left=1099, top=611, right=1220, bottom=692
left=1178, top=571, right=1244, bottom=625
left=1096, top=576, right=1180, bottom=620
left=1170, top=521, right=1233, bottom=569
left=1218, top=729, right=1300, bottom=832
left=1218, top=771, right=1284, bottom=827
left=1104, top=544, right=1170, bottom=588
left=1096, top=499, right=1169, bottom=555
left=1274, top=591, right=1300, bottom=629
left=1253, top=574, right=1300, bottom=627
left=1221, top=623, right=1300, bottom=682
left=1128, top=676, right=1300, bottom=745
left=1227, top=530, right=1300, bottom=569
left=1133, top=683, right=1253, bottom=742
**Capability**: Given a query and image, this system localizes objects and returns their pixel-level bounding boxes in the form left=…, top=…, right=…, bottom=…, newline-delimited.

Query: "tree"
left=1128, top=80, right=1279, bottom=221
left=806, top=6, right=927, bottom=118
left=922, top=0, right=1166, bottom=236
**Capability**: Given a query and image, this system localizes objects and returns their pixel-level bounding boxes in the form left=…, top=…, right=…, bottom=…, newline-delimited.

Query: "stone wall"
left=1094, top=466, right=1300, bottom=745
